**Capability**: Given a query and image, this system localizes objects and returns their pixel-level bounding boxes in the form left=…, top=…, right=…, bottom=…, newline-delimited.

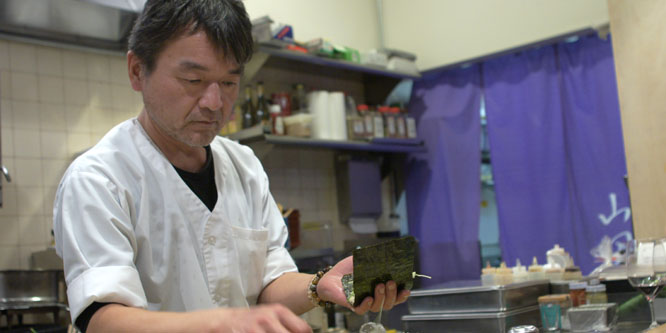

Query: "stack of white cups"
left=307, top=90, right=348, bottom=141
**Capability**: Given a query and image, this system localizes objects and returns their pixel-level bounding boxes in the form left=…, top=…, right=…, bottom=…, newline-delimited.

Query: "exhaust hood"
left=0, top=0, right=145, bottom=51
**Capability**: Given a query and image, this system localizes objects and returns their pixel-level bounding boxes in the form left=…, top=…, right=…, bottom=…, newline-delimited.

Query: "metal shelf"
left=257, top=44, right=421, bottom=80
left=227, top=127, right=424, bottom=154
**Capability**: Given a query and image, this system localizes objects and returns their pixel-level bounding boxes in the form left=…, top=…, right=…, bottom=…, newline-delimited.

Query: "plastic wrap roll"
left=308, top=91, right=330, bottom=139
left=328, top=91, right=347, bottom=141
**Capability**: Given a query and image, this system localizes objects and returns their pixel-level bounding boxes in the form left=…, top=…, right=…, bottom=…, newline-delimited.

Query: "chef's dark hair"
left=128, top=0, right=253, bottom=74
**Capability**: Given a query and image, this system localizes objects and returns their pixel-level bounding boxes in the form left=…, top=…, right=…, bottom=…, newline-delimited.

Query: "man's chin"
left=180, top=133, right=217, bottom=147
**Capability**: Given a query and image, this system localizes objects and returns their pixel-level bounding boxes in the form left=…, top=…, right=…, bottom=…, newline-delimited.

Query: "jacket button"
left=207, top=236, right=217, bottom=245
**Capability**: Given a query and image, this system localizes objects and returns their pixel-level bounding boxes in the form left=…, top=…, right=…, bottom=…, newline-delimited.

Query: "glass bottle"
left=357, top=104, right=373, bottom=138
left=393, top=106, right=406, bottom=138
left=378, top=106, right=394, bottom=138
left=371, top=105, right=384, bottom=139
left=255, top=81, right=270, bottom=132
left=241, top=86, right=255, bottom=129
left=405, top=108, right=417, bottom=139
left=291, top=83, right=307, bottom=114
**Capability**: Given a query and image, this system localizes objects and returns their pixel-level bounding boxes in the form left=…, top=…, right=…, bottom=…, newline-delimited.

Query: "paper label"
left=637, top=242, right=654, bottom=266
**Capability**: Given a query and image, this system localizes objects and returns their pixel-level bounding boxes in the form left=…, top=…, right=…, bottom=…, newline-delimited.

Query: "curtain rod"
left=421, top=23, right=610, bottom=76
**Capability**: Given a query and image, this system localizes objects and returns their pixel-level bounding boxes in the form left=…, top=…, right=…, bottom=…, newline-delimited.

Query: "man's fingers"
left=353, top=296, right=374, bottom=315
left=274, top=305, right=312, bottom=333
left=396, top=289, right=411, bottom=304
left=383, top=281, right=398, bottom=310
left=369, top=283, right=386, bottom=312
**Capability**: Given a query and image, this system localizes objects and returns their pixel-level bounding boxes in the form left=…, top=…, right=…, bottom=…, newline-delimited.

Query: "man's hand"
left=316, top=256, right=410, bottom=315
left=220, top=304, right=312, bottom=333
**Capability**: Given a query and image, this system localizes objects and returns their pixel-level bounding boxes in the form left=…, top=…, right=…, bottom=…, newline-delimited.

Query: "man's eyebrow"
left=178, top=60, right=243, bottom=75
left=178, top=60, right=209, bottom=71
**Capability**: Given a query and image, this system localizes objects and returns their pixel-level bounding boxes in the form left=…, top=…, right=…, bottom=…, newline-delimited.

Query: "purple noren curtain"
left=483, top=35, right=632, bottom=274
left=407, top=65, right=482, bottom=285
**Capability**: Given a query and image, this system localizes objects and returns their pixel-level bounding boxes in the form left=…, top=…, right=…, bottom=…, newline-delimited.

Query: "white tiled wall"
left=0, top=38, right=350, bottom=269
left=0, top=39, right=143, bottom=269
left=262, top=148, right=349, bottom=252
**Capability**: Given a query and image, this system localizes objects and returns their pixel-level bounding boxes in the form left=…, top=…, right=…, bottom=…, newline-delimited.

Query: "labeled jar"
left=378, top=106, right=394, bottom=138
left=357, top=104, right=373, bottom=138
left=569, top=281, right=587, bottom=307
left=586, top=284, right=607, bottom=304
left=392, top=107, right=406, bottom=138
left=371, top=106, right=384, bottom=138
left=538, top=294, right=571, bottom=331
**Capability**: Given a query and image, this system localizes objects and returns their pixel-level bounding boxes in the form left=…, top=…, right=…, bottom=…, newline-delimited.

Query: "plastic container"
left=283, top=113, right=313, bottom=137
left=545, top=267, right=563, bottom=282
left=538, top=294, right=571, bottom=331
left=569, top=281, right=587, bottom=307
left=495, top=262, right=513, bottom=285
left=567, top=303, right=617, bottom=332
left=586, top=284, right=608, bottom=304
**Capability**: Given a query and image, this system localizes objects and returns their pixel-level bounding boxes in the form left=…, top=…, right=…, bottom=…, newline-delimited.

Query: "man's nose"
left=199, top=82, right=223, bottom=111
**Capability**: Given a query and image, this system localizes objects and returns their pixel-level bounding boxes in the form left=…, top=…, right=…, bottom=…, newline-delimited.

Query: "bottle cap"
left=482, top=261, right=496, bottom=275
left=496, top=262, right=512, bottom=275
left=586, top=284, right=606, bottom=292
left=357, top=104, right=369, bottom=111
left=512, top=259, right=527, bottom=274
left=528, top=256, right=543, bottom=272
left=269, top=105, right=281, bottom=114
left=569, top=281, right=587, bottom=290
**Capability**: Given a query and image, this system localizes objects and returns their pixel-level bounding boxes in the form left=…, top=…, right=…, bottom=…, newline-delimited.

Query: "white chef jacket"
left=53, top=118, right=297, bottom=322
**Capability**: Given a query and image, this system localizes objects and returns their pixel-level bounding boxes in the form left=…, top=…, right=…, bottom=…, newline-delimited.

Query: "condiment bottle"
left=291, top=83, right=307, bottom=114
left=528, top=256, right=546, bottom=281
left=481, top=261, right=496, bottom=286
left=512, top=259, right=528, bottom=283
left=346, top=95, right=364, bottom=140
left=378, top=106, right=394, bottom=138
left=586, top=284, right=607, bottom=304
left=405, top=108, right=417, bottom=139
left=392, top=106, right=406, bottom=138
left=568, top=281, right=587, bottom=307
left=563, top=267, right=583, bottom=281
left=371, top=106, right=384, bottom=138
left=357, top=104, right=373, bottom=138
left=545, top=267, right=564, bottom=281
left=269, top=104, right=284, bottom=135
left=495, top=262, right=514, bottom=285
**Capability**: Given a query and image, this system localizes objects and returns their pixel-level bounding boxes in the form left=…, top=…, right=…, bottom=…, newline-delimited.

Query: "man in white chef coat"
left=53, top=0, right=408, bottom=332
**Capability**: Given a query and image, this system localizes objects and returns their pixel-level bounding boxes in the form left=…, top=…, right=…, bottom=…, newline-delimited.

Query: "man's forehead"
left=158, top=31, right=242, bottom=72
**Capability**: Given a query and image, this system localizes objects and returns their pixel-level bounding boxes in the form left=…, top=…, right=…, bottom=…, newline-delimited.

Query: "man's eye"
left=188, top=79, right=202, bottom=84
left=222, top=81, right=237, bottom=87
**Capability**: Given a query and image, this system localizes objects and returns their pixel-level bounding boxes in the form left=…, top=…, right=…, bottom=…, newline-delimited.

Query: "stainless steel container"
left=407, top=280, right=550, bottom=314
left=0, top=270, right=62, bottom=305
left=402, top=305, right=541, bottom=333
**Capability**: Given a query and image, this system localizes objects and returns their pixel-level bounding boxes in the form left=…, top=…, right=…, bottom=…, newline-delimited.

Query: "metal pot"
left=0, top=270, right=63, bottom=305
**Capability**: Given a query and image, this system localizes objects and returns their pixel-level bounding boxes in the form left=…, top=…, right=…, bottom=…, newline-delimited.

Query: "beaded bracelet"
left=307, top=266, right=333, bottom=308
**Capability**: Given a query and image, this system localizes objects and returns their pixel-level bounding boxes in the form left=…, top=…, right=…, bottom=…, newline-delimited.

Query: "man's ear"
left=127, top=50, right=145, bottom=92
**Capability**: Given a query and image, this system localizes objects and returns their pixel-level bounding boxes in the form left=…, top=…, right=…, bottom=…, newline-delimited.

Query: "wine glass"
left=626, top=239, right=666, bottom=330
